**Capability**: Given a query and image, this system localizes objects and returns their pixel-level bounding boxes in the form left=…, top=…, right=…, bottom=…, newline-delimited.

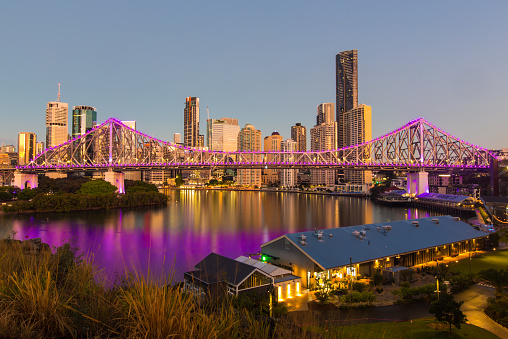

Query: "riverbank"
left=1, top=191, right=168, bottom=214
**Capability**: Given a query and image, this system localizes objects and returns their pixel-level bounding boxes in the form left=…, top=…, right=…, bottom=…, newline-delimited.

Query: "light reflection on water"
left=0, top=190, right=441, bottom=281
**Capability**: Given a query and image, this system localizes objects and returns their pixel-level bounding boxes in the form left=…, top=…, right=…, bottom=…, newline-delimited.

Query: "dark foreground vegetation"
left=1, top=176, right=168, bottom=213
left=0, top=239, right=499, bottom=339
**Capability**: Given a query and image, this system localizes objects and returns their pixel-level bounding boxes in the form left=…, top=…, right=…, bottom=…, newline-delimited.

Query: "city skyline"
left=1, top=2, right=507, bottom=149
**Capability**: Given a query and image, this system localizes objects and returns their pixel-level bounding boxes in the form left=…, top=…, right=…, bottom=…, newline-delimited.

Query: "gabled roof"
left=235, top=256, right=292, bottom=277
left=186, top=253, right=266, bottom=286
left=261, top=216, right=487, bottom=270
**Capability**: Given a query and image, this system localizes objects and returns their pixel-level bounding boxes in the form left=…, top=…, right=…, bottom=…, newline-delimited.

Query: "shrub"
left=340, top=291, right=376, bottom=303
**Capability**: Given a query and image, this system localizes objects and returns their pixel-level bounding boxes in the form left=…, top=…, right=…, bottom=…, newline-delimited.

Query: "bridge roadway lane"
left=455, top=284, right=508, bottom=339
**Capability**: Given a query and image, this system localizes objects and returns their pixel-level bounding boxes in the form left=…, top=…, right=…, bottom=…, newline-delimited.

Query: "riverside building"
left=237, top=124, right=262, bottom=186
left=184, top=97, right=200, bottom=147
left=290, top=123, right=306, bottom=152
left=263, top=131, right=283, bottom=185
left=280, top=139, right=297, bottom=187
left=261, top=216, right=489, bottom=289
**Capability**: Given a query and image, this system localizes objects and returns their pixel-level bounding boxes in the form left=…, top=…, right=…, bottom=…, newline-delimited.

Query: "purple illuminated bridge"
left=17, top=117, right=497, bottom=173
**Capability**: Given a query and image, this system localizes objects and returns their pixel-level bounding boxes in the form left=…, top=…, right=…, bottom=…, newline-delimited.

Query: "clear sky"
left=1, top=1, right=507, bottom=149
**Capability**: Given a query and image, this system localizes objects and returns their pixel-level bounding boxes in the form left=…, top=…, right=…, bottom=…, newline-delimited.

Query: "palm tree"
left=478, top=268, right=508, bottom=297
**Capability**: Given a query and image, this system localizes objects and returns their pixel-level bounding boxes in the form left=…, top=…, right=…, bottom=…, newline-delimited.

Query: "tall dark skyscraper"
left=336, top=49, right=358, bottom=148
left=184, top=97, right=200, bottom=147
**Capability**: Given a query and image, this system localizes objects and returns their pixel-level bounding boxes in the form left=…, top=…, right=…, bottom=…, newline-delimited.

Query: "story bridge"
left=12, top=117, right=499, bottom=194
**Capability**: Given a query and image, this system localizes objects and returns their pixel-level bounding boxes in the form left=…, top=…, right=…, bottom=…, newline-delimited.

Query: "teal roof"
left=262, top=216, right=487, bottom=270
left=416, top=193, right=473, bottom=203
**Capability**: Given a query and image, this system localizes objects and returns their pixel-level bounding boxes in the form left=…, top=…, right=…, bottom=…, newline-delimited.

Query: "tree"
left=315, top=277, right=332, bottom=303
left=125, top=180, right=158, bottom=193
left=17, top=188, right=41, bottom=201
left=76, top=180, right=117, bottom=195
left=175, top=174, right=184, bottom=187
left=429, top=293, right=466, bottom=333
left=478, top=268, right=508, bottom=297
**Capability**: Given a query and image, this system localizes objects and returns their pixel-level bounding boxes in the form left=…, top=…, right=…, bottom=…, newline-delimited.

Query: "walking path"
left=455, top=284, right=508, bottom=339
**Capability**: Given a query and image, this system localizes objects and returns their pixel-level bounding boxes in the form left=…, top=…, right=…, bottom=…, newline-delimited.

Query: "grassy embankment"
left=0, top=239, right=498, bottom=338
left=444, top=248, right=508, bottom=274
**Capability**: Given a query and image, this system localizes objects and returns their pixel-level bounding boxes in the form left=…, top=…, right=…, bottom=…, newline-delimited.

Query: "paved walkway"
left=284, top=289, right=313, bottom=311
left=455, top=284, right=508, bottom=339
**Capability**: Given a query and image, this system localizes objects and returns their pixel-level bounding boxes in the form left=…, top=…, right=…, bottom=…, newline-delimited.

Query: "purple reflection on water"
left=1, top=191, right=440, bottom=282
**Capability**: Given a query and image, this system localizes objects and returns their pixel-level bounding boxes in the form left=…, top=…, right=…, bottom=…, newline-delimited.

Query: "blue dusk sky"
left=0, top=1, right=507, bottom=149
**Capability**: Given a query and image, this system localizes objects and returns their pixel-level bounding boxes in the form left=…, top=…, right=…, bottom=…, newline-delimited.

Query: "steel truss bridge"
left=16, top=117, right=498, bottom=173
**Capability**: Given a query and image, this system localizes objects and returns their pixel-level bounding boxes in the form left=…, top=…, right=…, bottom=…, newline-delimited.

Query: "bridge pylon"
left=13, top=171, right=38, bottom=190
left=105, top=169, right=125, bottom=194
left=407, top=171, right=429, bottom=196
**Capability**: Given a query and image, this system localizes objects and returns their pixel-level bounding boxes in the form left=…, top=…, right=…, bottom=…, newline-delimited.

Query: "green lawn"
left=445, top=248, right=508, bottom=274
left=316, top=318, right=499, bottom=338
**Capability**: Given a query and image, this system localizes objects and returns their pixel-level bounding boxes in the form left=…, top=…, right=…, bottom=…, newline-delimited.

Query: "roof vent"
left=453, top=217, right=460, bottom=221
left=299, top=234, right=307, bottom=240
left=431, top=218, right=439, bottom=225
left=300, top=240, right=306, bottom=246
left=360, top=230, right=367, bottom=236
left=352, top=230, right=360, bottom=237
left=317, top=233, right=323, bottom=240
left=329, top=233, right=333, bottom=238
left=411, top=221, right=419, bottom=227
left=382, top=225, right=392, bottom=231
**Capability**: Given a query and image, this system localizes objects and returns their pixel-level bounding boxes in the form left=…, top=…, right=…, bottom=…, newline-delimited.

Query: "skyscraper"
left=173, top=133, right=181, bottom=144
left=46, top=84, right=68, bottom=148
left=72, top=106, right=97, bottom=138
left=281, top=139, right=297, bottom=187
left=237, top=124, right=262, bottom=186
left=208, top=118, right=241, bottom=152
left=341, top=104, right=372, bottom=184
left=291, top=123, right=307, bottom=152
left=336, top=49, right=358, bottom=148
left=310, top=103, right=338, bottom=186
left=18, top=132, right=36, bottom=166
left=263, top=131, right=283, bottom=185
left=317, top=103, right=334, bottom=126
left=184, top=97, right=200, bottom=147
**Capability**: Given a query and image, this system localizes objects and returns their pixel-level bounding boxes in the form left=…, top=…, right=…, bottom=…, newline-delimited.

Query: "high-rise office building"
left=120, top=120, right=141, bottom=180
left=281, top=139, right=297, bottom=187
left=336, top=49, right=358, bottom=148
left=184, top=97, right=200, bottom=147
left=174, top=133, right=181, bottom=144
left=208, top=118, right=241, bottom=152
left=310, top=104, right=338, bottom=186
left=291, top=123, right=307, bottom=152
left=72, top=106, right=97, bottom=138
left=18, top=132, right=36, bottom=166
left=263, top=131, right=283, bottom=185
left=36, top=142, right=44, bottom=155
left=237, top=124, right=262, bottom=186
left=341, top=104, right=372, bottom=184
left=46, top=85, right=68, bottom=148
left=317, top=103, right=335, bottom=126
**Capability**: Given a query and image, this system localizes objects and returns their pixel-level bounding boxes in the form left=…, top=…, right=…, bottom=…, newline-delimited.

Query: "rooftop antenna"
left=207, top=106, right=209, bottom=120
left=57, top=83, right=61, bottom=102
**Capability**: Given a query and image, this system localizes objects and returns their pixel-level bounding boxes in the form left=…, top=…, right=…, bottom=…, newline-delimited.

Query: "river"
left=0, top=190, right=442, bottom=282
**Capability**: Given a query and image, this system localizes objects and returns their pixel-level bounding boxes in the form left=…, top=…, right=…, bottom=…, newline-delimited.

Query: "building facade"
left=207, top=118, right=241, bottom=151
left=263, top=131, right=283, bottom=185
left=310, top=106, right=338, bottom=186
left=184, top=97, right=200, bottom=147
left=341, top=104, right=372, bottom=185
left=237, top=124, right=262, bottom=186
left=336, top=49, right=358, bottom=149
left=72, top=106, right=97, bottom=138
left=281, top=139, right=297, bottom=187
left=290, top=123, right=306, bottom=152
left=18, top=132, right=36, bottom=166
left=173, top=133, right=181, bottom=144
left=317, top=103, right=335, bottom=126
left=46, top=100, right=68, bottom=148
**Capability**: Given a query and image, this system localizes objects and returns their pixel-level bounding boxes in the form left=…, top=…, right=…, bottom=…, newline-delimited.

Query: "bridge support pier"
left=13, top=171, right=38, bottom=190
left=407, top=171, right=428, bottom=196
left=105, top=170, right=125, bottom=194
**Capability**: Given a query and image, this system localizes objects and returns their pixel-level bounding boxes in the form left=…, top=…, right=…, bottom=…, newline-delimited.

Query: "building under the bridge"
left=261, top=216, right=489, bottom=289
